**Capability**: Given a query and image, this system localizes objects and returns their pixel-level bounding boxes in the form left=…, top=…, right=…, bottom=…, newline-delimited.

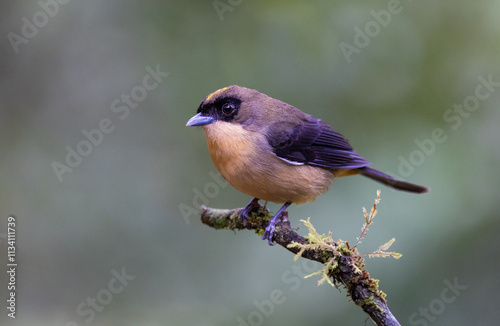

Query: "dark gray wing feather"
left=266, top=116, right=370, bottom=169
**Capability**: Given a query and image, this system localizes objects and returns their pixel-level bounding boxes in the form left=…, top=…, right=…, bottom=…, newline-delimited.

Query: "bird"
left=186, top=85, right=428, bottom=245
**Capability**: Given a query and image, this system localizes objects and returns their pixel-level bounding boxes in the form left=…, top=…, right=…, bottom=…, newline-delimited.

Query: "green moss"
left=209, top=215, right=230, bottom=229
left=255, top=228, right=265, bottom=236
left=358, top=295, right=384, bottom=313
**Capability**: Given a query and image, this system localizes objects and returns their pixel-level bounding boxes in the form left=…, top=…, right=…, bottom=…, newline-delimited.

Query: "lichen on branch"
left=199, top=192, right=402, bottom=326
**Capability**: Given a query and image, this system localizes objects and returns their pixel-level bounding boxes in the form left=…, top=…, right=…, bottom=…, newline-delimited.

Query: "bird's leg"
left=262, top=201, right=291, bottom=245
left=238, top=198, right=261, bottom=225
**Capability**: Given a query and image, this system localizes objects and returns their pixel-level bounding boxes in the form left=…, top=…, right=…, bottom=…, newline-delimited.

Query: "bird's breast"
left=202, top=121, right=335, bottom=204
left=202, top=122, right=258, bottom=178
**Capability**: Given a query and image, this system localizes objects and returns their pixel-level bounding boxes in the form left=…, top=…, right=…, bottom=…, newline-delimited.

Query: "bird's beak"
left=186, top=113, right=215, bottom=127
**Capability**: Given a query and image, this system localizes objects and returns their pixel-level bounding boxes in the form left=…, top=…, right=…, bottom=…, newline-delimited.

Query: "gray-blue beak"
left=186, top=113, right=215, bottom=127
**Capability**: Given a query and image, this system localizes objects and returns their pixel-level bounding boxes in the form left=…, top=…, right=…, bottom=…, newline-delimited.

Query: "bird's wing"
left=266, top=116, right=370, bottom=169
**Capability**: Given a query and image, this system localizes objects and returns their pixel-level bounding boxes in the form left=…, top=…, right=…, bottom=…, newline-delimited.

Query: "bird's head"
left=186, top=85, right=295, bottom=133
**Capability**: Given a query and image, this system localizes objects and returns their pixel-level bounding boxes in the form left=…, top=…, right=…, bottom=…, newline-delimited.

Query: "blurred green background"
left=1, top=1, right=499, bottom=325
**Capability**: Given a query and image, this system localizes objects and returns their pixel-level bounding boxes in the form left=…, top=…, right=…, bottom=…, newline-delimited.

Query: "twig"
left=200, top=204, right=401, bottom=326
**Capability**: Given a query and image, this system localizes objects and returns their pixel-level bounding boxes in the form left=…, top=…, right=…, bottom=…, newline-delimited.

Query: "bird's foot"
left=238, top=198, right=262, bottom=225
left=261, top=202, right=291, bottom=245
left=262, top=218, right=278, bottom=246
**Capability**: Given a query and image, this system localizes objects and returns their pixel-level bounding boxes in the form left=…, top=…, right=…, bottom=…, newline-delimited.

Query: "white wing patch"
left=277, top=156, right=305, bottom=166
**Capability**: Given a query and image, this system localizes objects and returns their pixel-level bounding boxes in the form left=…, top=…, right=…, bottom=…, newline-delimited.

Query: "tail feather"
left=358, top=167, right=429, bottom=194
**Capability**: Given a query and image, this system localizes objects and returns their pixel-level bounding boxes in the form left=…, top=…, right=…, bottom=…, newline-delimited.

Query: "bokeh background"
left=1, top=1, right=499, bottom=325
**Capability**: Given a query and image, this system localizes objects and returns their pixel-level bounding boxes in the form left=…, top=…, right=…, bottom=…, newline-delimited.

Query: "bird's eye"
left=221, top=103, right=236, bottom=116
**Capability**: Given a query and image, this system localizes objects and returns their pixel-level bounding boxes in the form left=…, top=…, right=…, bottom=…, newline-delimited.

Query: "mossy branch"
left=200, top=193, right=401, bottom=326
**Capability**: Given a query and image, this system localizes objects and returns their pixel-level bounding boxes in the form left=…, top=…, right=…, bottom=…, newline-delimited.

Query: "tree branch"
left=200, top=204, right=401, bottom=326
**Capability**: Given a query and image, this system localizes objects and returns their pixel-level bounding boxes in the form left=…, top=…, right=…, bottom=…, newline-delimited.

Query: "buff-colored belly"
left=202, top=122, right=335, bottom=204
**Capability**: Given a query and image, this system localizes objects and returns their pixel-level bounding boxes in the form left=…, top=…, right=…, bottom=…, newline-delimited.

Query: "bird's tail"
left=358, top=167, right=429, bottom=194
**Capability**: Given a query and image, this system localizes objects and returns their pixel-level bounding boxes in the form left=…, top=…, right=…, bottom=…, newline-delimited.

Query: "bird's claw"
left=261, top=201, right=291, bottom=246
left=261, top=223, right=276, bottom=246
left=238, top=198, right=262, bottom=225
